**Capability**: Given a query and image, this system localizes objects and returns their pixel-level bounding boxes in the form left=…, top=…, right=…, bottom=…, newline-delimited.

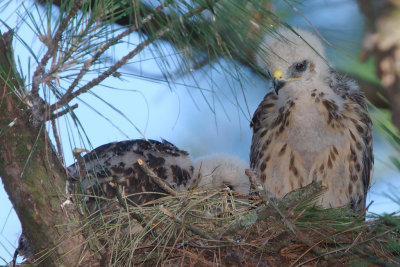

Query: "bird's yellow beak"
left=271, top=69, right=302, bottom=95
left=272, top=69, right=284, bottom=81
left=272, top=69, right=286, bottom=94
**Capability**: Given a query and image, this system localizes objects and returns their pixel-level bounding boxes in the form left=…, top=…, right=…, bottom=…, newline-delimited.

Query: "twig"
left=168, top=248, right=216, bottom=266
left=51, top=37, right=154, bottom=110
left=356, top=200, right=373, bottom=221
left=31, top=0, right=82, bottom=96
left=269, top=199, right=297, bottom=236
left=269, top=191, right=328, bottom=261
left=160, top=205, right=214, bottom=240
left=163, top=227, right=185, bottom=264
left=114, top=184, right=147, bottom=228
left=293, top=215, right=397, bottom=266
left=11, top=249, right=18, bottom=267
left=51, top=2, right=168, bottom=112
left=290, top=239, right=324, bottom=267
left=47, top=103, right=78, bottom=121
left=137, top=158, right=177, bottom=196
left=48, top=103, right=78, bottom=164
left=344, top=231, right=363, bottom=253
left=51, top=118, right=64, bottom=164
left=323, top=227, right=396, bottom=258
left=72, top=148, right=90, bottom=181
left=50, top=0, right=220, bottom=111
left=246, top=169, right=325, bottom=259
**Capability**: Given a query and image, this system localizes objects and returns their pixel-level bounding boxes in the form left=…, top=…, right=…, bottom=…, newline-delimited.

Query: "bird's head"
left=256, top=27, right=329, bottom=95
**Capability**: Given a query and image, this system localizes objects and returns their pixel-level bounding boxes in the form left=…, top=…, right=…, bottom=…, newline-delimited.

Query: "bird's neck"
left=275, top=80, right=346, bottom=172
left=277, top=77, right=342, bottom=109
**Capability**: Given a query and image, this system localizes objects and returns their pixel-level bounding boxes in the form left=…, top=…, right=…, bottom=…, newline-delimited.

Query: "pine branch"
left=31, top=0, right=82, bottom=96
left=48, top=103, right=78, bottom=120
left=50, top=0, right=220, bottom=112
left=50, top=2, right=169, bottom=113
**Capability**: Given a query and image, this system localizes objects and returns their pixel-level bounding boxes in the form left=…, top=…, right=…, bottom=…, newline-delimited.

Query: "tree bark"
left=0, top=31, right=99, bottom=266
left=358, top=0, right=400, bottom=129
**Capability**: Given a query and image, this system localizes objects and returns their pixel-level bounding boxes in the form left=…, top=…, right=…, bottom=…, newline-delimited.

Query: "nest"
left=78, top=182, right=400, bottom=266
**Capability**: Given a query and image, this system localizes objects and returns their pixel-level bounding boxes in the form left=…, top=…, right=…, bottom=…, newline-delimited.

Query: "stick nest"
left=78, top=182, right=399, bottom=266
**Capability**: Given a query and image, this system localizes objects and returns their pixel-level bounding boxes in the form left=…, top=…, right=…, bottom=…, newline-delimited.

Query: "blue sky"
left=1, top=0, right=399, bottom=264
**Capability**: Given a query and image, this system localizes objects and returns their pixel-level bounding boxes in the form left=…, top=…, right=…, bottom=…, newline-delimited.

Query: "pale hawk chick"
left=194, top=155, right=250, bottom=194
left=251, top=27, right=373, bottom=212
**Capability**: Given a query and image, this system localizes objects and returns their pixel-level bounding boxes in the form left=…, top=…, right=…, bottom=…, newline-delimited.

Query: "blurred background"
left=1, top=0, right=399, bottom=264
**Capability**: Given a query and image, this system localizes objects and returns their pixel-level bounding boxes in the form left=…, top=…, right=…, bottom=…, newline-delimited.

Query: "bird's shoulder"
left=327, top=70, right=368, bottom=110
left=328, top=70, right=373, bottom=207
left=250, top=91, right=278, bottom=132
left=84, top=139, right=188, bottom=161
left=69, top=139, right=186, bottom=169
left=250, top=92, right=278, bottom=168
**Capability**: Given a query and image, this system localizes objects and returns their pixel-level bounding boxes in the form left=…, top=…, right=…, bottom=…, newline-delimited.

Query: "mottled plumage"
left=68, top=139, right=194, bottom=211
left=68, top=139, right=249, bottom=212
left=251, top=27, right=373, bottom=212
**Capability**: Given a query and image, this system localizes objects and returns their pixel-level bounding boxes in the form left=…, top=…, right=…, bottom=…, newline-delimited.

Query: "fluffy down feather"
left=251, top=27, right=373, bottom=212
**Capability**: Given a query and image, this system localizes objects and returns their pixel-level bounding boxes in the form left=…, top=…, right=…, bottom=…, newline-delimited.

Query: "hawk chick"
left=67, top=139, right=249, bottom=212
left=67, top=139, right=194, bottom=211
left=251, top=27, right=373, bottom=212
left=194, top=155, right=250, bottom=194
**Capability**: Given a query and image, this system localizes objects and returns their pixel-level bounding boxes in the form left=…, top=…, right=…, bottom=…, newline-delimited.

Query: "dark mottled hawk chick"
left=68, top=139, right=250, bottom=212
left=67, top=139, right=193, bottom=211
left=17, top=140, right=248, bottom=262
left=251, top=27, right=373, bottom=212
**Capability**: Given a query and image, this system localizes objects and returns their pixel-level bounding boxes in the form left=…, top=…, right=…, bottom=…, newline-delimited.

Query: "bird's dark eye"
left=295, top=60, right=307, bottom=72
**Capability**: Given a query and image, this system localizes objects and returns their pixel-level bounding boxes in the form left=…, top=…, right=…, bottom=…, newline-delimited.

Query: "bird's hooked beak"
left=272, top=69, right=286, bottom=95
left=272, top=69, right=302, bottom=95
